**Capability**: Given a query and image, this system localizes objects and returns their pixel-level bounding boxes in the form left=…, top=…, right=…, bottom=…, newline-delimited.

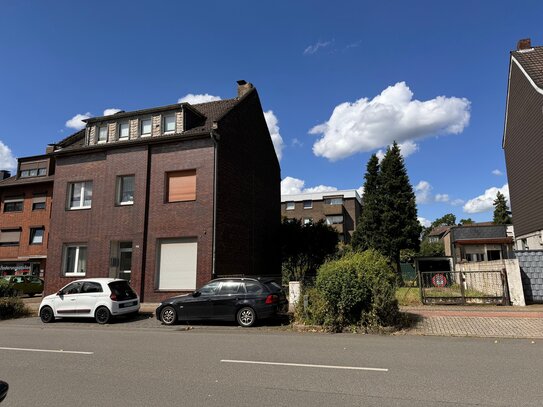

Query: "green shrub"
left=297, top=249, right=400, bottom=331
left=0, top=296, right=30, bottom=320
left=0, top=278, right=10, bottom=297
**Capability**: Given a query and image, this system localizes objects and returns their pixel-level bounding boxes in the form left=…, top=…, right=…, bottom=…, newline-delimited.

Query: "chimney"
left=237, top=80, right=254, bottom=97
left=517, top=38, right=532, bottom=50
left=0, top=170, right=11, bottom=180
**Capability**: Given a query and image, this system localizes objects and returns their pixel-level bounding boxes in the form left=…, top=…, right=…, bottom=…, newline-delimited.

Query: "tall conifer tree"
left=377, top=142, right=421, bottom=272
left=352, top=154, right=381, bottom=251
left=493, top=192, right=512, bottom=224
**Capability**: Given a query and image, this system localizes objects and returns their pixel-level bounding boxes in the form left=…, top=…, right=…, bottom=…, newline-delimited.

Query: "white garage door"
left=158, top=239, right=198, bottom=290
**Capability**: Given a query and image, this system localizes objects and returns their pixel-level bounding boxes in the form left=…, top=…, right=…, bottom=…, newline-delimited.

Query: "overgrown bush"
left=0, top=297, right=29, bottom=320
left=0, top=278, right=30, bottom=319
left=296, top=249, right=400, bottom=331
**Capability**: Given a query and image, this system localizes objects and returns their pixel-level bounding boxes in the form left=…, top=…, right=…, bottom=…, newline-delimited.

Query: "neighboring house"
left=0, top=157, right=54, bottom=277
left=503, top=38, right=543, bottom=250
left=12, top=80, right=279, bottom=302
left=280, top=190, right=362, bottom=243
left=427, top=226, right=451, bottom=243
left=442, top=223, right=515, bottom=264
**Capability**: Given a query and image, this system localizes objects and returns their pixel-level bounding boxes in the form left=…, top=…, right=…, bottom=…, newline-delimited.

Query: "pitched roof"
left=511, top=46, right=543, bottom=89
left=52, top=98, right=240, bottom=152
left=428, top=226, right=451, bottom=237
left=0, top=175, right=54, bottom=188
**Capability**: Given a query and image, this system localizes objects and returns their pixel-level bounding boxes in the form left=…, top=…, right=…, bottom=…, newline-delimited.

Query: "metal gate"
left=418, top=270, right=509, bottom=305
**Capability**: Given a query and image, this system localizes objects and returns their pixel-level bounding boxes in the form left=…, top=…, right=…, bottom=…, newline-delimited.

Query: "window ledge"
left=67, top=206, right=92, bottom=211
left=64, top=273, right=86, bottom=277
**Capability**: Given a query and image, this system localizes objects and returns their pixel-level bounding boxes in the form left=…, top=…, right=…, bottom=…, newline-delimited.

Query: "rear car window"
left=81, top=282, right=103, bottom=293
left=264, top=281, right=282, bottom=292
left=108, top=281, right=137, bottom=301
left=218, top=281, right=242, bottom=295
left=244, top=281, right=264, bottom=294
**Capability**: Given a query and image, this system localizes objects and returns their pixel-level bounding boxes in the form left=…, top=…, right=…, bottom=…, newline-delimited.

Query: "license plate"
left=120, top=301, right=136, bottom=308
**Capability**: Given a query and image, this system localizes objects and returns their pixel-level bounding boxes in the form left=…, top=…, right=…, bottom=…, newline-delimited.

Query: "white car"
left=39, top=278, right=140, bottom=324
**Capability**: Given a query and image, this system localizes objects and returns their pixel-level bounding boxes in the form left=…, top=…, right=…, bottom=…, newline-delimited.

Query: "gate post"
left=501, top=268, right=511, bottom=306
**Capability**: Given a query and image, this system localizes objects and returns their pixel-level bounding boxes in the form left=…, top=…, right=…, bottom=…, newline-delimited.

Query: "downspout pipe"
left=210, top=123, right=221, bottom=278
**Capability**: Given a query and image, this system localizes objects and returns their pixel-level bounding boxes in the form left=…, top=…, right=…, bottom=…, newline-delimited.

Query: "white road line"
left=220, top=359, right=388, bottom=372
left=0, top=346, right=93, bottom=355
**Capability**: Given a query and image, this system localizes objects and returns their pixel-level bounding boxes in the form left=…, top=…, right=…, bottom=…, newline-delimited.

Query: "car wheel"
left=160, top=306, right=177, bottom=325
left=95, top=306, right=111, bottom=324
left=40, top=306, right=55, bottom=323
left=236, top=307, right=256, bottom=327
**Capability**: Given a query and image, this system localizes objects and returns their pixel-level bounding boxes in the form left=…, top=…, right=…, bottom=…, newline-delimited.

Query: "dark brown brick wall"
left=0, top=181, right=53, bottom=267
left=215, top=90, right=281, bottom=277
left=504, top=61, right=543, bottom=237
left=144, top=139, right=215, bottom=302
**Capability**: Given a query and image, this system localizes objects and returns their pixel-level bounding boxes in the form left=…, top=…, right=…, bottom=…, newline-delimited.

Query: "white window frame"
left=97, top=125, right=108, bottom=143
left=63, top=244, right=87, bottom=276
left=163, top=114, right=176, bottom=134
left=303, top=200, right=312, bottom=209
left=140, top=118, right=152, bottom=137
left=285, top=201, right=295, bottom=210
left=118, top=122, right=130, bottom=140
left=67, top=181, right=92, bottom=210
left=116, top=175, right=135, bottom=205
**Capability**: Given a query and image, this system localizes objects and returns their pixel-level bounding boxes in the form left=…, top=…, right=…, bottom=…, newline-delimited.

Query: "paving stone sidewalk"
left=401, top=305, right=543, bottom=339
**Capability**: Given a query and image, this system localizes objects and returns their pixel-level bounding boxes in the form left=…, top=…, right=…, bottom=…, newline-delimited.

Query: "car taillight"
left=110, top=293, right=117, bottom=301
left=265, top=294, right=278, bottom=304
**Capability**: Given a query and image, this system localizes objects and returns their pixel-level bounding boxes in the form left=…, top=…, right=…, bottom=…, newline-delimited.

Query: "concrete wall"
left=455, top=259, right=526, bottom=306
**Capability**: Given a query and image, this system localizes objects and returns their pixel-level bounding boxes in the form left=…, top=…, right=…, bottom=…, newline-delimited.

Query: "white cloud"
left=65, top=112, right=91, bottom=130
left=0, top=141, right=16, bottom=171
left=492, top=169, right=503, bottom=176
left=463, top=184, right=509, bottom=214
left=177, top=93, right=222, bottom=104
left=376, top=140, right=420, bottom=161
left=310, top=82, right=471, bottom=161
left=304, top=40, right=332, bottom=55
left=418, top=217, right=432, bottom=228
left=263, top=110, right=284, bottom=161
left=103, top=108, right=121, bottom=116
left=435, top=194, right=449, bottom=203
left=291, top=138, right=303, bottom=147
left=415, top=180, right=432, bottom=204
left=281, top=176, right=337, bottom=195
left=451, top=199, right=465, bottom=206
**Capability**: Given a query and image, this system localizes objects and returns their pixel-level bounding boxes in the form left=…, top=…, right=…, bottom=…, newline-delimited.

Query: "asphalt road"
left=0, top=317, right=542, bottom=406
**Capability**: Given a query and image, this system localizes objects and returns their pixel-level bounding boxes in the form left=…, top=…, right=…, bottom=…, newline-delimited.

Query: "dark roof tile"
left=512, top=46, right=543, bottom=89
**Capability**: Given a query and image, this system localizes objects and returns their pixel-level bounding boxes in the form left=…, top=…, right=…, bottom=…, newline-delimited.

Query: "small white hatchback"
left=39, top=278, right=140, bottom=324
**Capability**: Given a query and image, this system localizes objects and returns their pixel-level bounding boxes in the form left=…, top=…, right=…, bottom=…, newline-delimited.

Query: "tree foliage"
left=373, top=142, right=421, bottom=271
left=459, top=218, right=474, bottom=225
left=493, top=192, right=512, bottom=224
left=352, top=154, right=381, bottom=251
left=280, top=218, right=339, bottom=282
left=418, top=240, right=445, bottom=257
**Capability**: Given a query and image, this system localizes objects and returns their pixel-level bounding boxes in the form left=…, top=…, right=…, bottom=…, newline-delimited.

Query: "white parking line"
left=220, top=359, right=388, bottom=372
left=0, top=346, right=93, bottom=355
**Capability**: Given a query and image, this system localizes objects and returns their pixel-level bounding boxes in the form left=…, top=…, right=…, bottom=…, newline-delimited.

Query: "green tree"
left=376, top=142, right=421, bottom=272
left=421, top=213, right=457, bottom=238
left=352, top=154, right=381, bottom=251
left=493, top=192, right=512, bottom=224
left=459, top=218, right=474, bottom=225
left=280, top=218, right=339, bottom=282
left=418, top=240, right=445, bottom=257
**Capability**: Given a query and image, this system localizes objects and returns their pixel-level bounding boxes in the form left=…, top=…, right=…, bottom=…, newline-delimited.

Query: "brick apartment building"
left=0, top=157, right=54, bottom=277
left=280, top=190, right=362, bottom=243
left=15, top=80, right=281, bottom=302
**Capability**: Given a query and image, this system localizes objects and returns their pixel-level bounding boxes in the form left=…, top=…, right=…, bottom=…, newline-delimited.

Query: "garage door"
left=157, top=239, right=198, bottom=290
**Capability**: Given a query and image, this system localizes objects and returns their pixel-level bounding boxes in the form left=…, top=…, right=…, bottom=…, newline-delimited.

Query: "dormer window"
left=118, top=122, right=129, bottom=140
left=141, top=118, right=152, bottom=137
left=163, top=114, right=176, bottom=134
left=98, top=126, right=108, bottom=143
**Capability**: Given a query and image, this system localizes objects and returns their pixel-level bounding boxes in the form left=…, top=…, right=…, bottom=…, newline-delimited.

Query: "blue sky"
left=1, top=0, right=541, bottom=226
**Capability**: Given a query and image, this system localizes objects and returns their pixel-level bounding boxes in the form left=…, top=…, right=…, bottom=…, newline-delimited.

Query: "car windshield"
left=108, top=281, right=137, bottom=301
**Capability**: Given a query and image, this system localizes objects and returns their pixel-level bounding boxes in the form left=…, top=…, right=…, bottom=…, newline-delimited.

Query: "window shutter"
left=168, top=170, right=196, bottom=202
left=33, top=195, right=46, bottom=204
left=0, top=230, right=21, bottom=243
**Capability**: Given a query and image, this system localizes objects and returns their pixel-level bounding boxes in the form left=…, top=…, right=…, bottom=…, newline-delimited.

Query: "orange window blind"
left=168, top=170, right=196, bottom=202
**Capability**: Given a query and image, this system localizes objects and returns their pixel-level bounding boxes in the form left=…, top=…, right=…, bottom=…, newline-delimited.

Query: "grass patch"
left=396, top=287, right=422, bottom=306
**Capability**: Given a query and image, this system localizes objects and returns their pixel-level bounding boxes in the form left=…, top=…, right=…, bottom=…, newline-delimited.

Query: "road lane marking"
left=0, top=346, right=93, bottom=355
left=220, top=359, right=388, bottom=372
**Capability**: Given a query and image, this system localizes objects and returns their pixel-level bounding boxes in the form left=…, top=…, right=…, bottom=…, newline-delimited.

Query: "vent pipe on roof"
left=517, top=38, right=532, bottom=50
left=237, top=80, right=254, bottom=97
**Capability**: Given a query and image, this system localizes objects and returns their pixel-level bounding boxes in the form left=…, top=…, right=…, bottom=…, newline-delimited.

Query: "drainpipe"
left=139, top=144, right=152, bottom=302
left=210, top=124, right=220, bottom=278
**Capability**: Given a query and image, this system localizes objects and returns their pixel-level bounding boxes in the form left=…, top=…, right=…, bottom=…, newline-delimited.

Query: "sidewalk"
left=21, top=297, right=543, bottom=339
left=401, top=304, right=543, bottom=339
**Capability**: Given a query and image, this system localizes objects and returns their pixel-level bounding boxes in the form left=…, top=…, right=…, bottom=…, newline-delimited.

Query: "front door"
left=53, top=282, right=83, bottom=316
left=180, top=281, right=219, bottom=320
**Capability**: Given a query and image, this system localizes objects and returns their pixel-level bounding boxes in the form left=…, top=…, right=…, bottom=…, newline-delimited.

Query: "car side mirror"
left=57, top=290, right=64, bottom=296
left=192, top=291, right=201, bottom=297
